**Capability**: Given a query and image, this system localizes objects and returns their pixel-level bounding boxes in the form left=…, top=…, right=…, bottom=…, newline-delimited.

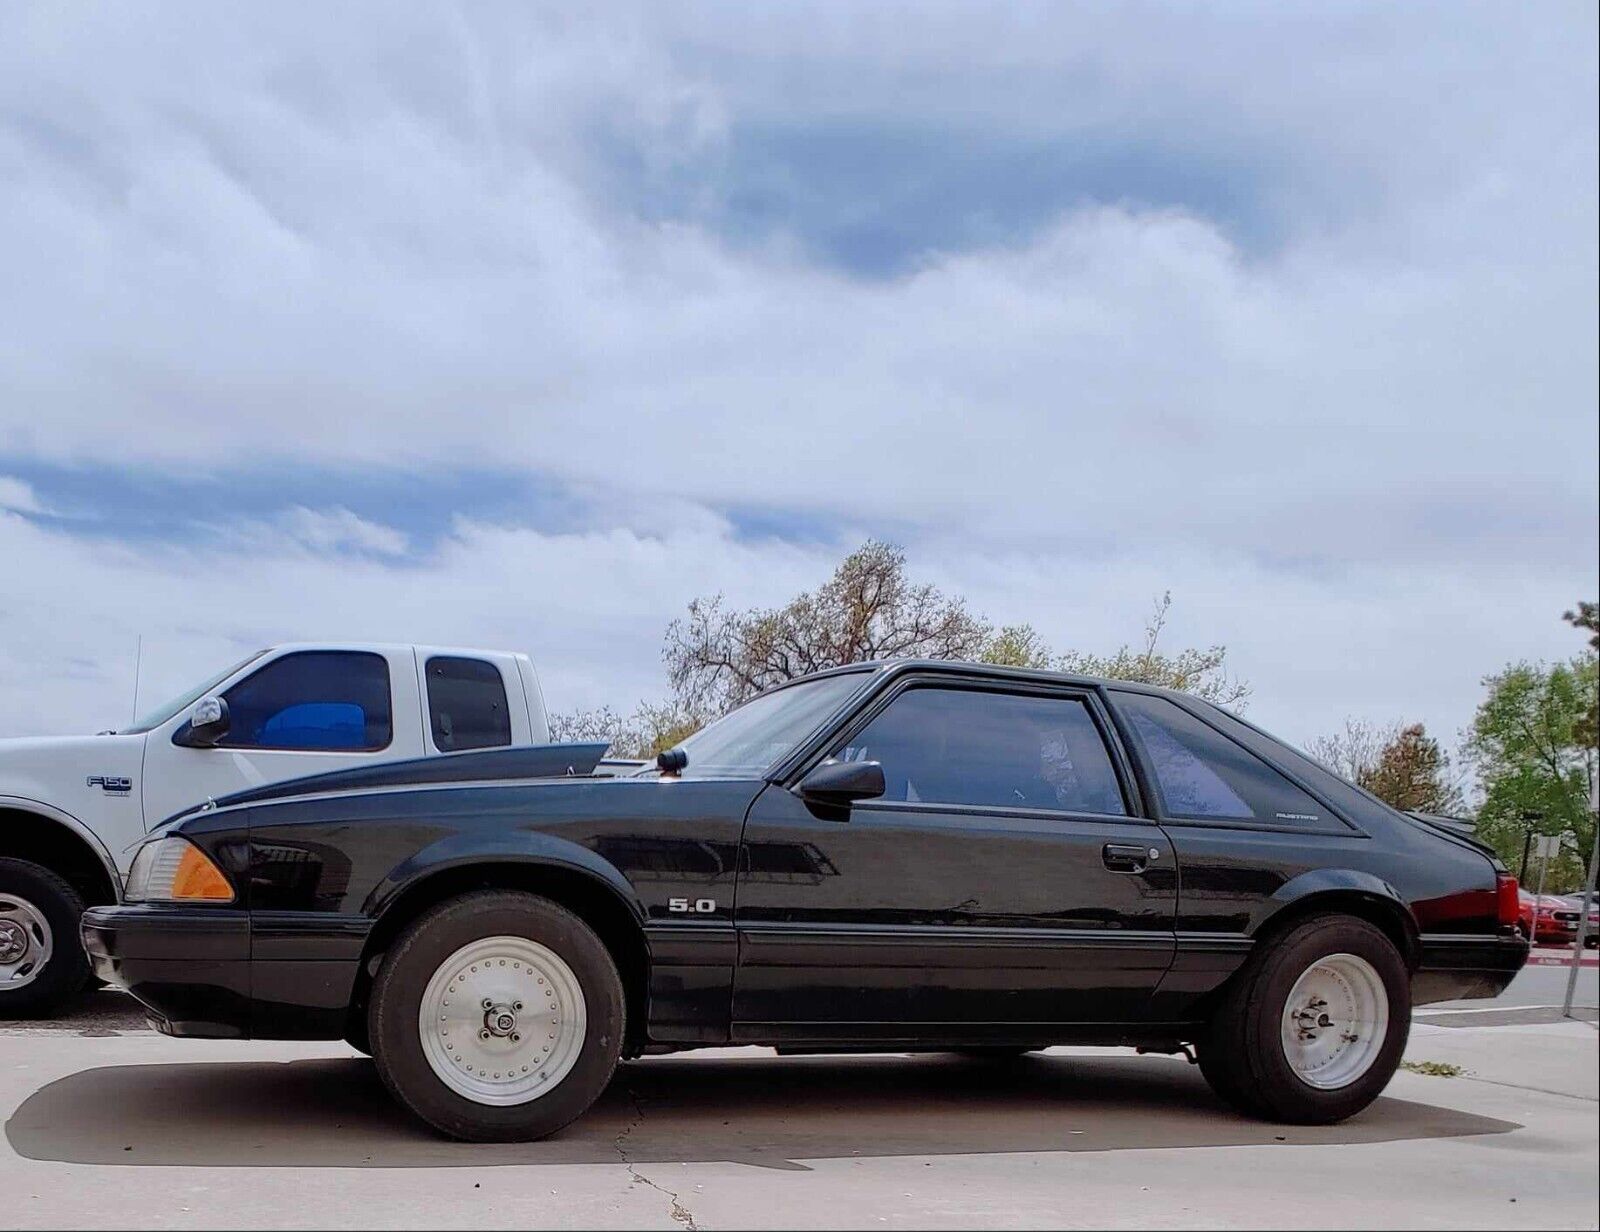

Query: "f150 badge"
left=86, top=775, right=133, bottom=794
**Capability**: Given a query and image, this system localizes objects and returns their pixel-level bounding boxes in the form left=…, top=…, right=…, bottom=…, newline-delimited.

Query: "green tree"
left=1308, top=719, right=1464, bottom=814
left=1364, top=723, right=1465, bottom=815
left=1464, top=655, right=1598, bottom=891
left=1563, top=599, right=1598, bottom=748
left=1049, top=591, right=1248, bottom=707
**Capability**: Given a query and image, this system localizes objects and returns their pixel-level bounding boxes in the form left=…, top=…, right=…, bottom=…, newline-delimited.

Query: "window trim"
left=424, top=654, right=513, bottom=754
left=1105, top=688, right=1361, bottom=836
left=790, top=673, right=1147, bottom=824
left=176, top=649, right=395, bottom=755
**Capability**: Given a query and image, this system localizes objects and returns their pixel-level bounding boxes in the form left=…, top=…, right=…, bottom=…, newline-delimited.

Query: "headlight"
left=125, top=837, right=235, bottom=903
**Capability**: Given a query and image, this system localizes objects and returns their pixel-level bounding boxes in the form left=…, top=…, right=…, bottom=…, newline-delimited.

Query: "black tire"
left=0, top=857, right=92, bottom=1018
left=343, top=1015, right=372, bottom=1057
left=368, top=891, right=624, bottom=1142
left=1197, top=916, right=1409, bottom=1124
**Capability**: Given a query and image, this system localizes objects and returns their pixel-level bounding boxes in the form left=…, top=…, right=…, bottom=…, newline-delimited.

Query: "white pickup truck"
left=0, top=642, right=552, bottom=1014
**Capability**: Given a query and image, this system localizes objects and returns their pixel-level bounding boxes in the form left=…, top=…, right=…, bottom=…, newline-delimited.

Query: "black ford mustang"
left=83, top=660, right=1526, bottom=1141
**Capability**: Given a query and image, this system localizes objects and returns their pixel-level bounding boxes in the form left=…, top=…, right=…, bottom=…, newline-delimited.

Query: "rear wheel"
left=0, top=858, right=91, bottom=1017
left=1198, top=916, right=1409, bottom=1124
left=369, top=891, right=624, bottom=1141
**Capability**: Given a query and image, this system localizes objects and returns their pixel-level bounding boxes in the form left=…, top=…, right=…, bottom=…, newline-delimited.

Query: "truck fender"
left=0, top=794, right=124, bottom=899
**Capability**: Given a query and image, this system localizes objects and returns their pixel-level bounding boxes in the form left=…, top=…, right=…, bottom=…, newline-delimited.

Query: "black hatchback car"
left=84, top=661, right=1526, bottom=1141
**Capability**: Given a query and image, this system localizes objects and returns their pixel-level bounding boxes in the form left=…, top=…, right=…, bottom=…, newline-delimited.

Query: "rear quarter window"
left=1114, top=691, right=1333, bottom=827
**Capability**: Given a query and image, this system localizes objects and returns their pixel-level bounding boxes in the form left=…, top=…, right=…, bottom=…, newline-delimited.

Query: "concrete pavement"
left=0, top=997, right=1594, bottom=1230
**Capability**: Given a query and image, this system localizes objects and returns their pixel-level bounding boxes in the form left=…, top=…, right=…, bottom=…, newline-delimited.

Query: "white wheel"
left=1279, top=951, right=1389, bottom=1090
left=417, top=935, right=587, bottom=1106
left=0, top=893, right=54, bottom=992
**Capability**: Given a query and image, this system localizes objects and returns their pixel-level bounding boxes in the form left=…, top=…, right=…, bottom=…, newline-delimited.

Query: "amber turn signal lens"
left=171, top=843, right=235, bottom=901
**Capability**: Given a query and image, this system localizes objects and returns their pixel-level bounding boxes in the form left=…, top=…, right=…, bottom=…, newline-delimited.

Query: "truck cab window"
left=426, top=656, right=512, bottom=752
left=218, top=651, right=392, bottom=751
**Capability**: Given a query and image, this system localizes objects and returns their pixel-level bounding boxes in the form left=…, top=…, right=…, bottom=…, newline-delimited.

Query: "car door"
left=731, top=676, right=1176, bottom=1040
left=141, top=648, right=425, bottom=824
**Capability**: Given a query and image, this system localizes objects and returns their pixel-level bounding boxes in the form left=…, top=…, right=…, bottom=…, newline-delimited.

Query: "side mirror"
left=797, top=759, right=885, bottom=805
left=177, top=695, right=231, bottom=747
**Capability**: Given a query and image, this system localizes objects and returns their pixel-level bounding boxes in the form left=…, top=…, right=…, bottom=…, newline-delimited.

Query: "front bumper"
left=81, top=904, right=252, bottom=1038
left=83, top=904, right=364, bottom=1039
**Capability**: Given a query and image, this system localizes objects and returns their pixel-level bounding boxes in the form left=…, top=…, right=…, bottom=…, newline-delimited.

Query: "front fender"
left=365, top=830, right=646, bottom=927
left=1249, top=867, right=1414, bottom=938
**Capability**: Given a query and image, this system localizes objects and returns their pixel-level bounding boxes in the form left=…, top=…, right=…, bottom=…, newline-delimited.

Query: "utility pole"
left=1562, top=780, right=1599, bottom=1019
left=1518, top=809, right=1544, bottom=883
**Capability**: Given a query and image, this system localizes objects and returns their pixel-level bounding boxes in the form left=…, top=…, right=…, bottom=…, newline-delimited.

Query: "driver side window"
left=218, top=651, right=392, bottom=752
left=836, top=686, right=1127, bottom=816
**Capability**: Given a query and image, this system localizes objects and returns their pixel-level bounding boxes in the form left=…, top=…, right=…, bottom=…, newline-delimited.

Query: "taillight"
left=1496, top=874, right=1520, bottom=928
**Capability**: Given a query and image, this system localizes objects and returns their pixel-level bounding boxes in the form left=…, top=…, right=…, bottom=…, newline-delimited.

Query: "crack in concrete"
left=613, top=1078, right=701, bottom=1231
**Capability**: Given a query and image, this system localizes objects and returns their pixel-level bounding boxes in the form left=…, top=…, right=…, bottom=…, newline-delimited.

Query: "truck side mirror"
left=176, top=696, right=231, bottom=748
left=797, top=759, right=886, bottom=805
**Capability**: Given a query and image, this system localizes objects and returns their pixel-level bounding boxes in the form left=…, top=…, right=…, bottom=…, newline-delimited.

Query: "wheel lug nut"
left=513, top=1002, right=523, bottom=1011
left=511, top=1033, right=521, bottom=1043
left=482, top=998, right=493, bottom=1009
left=479, top=1029, right=490, bottom=1040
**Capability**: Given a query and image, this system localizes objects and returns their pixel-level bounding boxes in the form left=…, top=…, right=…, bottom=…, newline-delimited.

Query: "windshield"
left=120, top=651, right=267, bottom=734
left=673, top=671, right=872, bottom=778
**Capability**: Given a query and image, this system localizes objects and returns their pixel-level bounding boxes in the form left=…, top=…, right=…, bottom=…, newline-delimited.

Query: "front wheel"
left=1198, top=916, right=1409, bottom=1124
left=368, top=891, right=624, bottom=1141
left=0, top=858, right=92, bottom=1017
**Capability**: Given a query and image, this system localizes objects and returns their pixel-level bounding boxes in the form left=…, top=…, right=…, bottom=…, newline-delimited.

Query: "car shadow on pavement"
left=5, top=1051, right=1519, bottom=1171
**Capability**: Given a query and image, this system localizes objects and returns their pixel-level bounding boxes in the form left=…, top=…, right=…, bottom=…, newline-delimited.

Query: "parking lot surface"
left=1, top=964, right=1595, bottom=1231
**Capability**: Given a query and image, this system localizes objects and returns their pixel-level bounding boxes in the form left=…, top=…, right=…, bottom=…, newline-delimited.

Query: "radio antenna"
left=130, top=635, right=144, bottom=725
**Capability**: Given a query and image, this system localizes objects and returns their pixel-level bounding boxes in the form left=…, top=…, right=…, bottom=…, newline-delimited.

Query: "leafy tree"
left=1308, top=719, right=1464, bottom=814
left=1563, top=599, right=1598, bottom=748
left=1049, top=592, right=1248, bottom=707
left=981, top=623, right=1055, bottom=670
left=1365, top=724, right=1465, bottom=815
left=1464, top=655, right=1598, bottom=892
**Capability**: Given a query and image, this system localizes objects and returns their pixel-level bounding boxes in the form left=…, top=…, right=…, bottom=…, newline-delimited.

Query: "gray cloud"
left=0, top=2, right=1594, bottom=755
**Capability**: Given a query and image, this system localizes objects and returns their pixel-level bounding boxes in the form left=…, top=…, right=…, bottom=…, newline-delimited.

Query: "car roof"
left=780, top=657, right=1201, bottom=703
left=266, top=641, right=530, bottom=660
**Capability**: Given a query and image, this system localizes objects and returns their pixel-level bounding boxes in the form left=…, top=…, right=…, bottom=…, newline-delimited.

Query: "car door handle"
left=1103, top=843, right=1155, bottom=874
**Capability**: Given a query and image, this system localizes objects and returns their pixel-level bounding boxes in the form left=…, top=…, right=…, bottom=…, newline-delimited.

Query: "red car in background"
left=1556, top=894, right=1599, bottom=947
left=1518, top=890, right=1583, bottom=945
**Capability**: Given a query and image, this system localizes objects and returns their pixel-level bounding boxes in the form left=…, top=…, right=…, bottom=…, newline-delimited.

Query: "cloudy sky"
left=1, top=2, right=1595, bottom=762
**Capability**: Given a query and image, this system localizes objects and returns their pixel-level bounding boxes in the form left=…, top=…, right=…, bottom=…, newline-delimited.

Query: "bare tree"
left=1307, top=718, right=1397, bottom=784
left=664, top=541, right=993, bottom=714
left=549, top=699, right=708, bottom=760
left=1052, top=592, right=1250, bottom=707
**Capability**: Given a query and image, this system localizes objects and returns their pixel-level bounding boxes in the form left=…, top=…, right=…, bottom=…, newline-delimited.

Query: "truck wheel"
left=0, top=857, right=93, bottom=1017
left=368, top=890, right=624, bottom=1142
left=1197, top=916, right=1409, bottom=1124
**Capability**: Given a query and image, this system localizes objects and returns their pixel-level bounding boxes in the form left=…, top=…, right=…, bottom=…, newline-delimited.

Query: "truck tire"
left=1197, top=915, right=1409, bottom=1124
left=368, top=890, right=624, bottom=1142
left=0, top=857, right=93, bottom=1017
